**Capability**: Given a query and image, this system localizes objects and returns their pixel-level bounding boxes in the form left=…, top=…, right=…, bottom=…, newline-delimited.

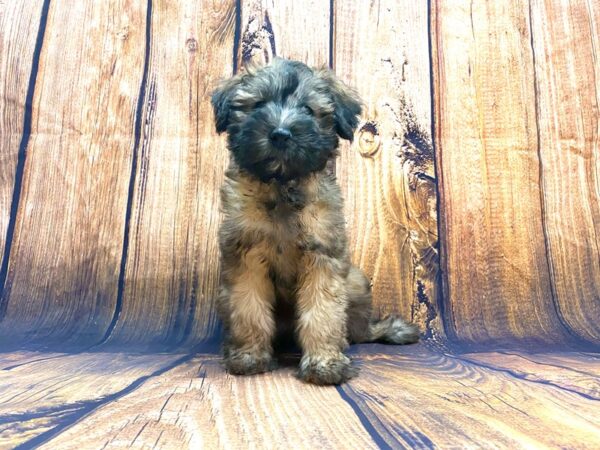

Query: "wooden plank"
left=333, top=1, right=440, bottom=338
left=461, top=351, right=600, bottom=398
left=8, top=347, right=597, bottom=449
left=0, top=352, right=183, bottom=448
left=528, top=0, right=600, bottom=343
left=238, top=0, right=330, bottom=66
left=0, top=0, right=147, bottom=344
left=37, top=356, right=379, bottom=450
left=340, top=346, right=600, bottom=448
left=99, top=0, right=236, bottom=347
left=432, top=0, right=572, bottom=345
left=0, top=0, right=45, bottom=275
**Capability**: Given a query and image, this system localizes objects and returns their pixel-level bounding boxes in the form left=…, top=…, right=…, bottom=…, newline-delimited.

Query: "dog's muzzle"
left=269, top=127, right=292, bottom=149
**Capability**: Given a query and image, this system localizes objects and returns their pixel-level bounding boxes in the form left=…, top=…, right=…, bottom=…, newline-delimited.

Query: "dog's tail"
left=367, top=315, right=420, bottom=344
left=345, top=266, right=420, bottom=344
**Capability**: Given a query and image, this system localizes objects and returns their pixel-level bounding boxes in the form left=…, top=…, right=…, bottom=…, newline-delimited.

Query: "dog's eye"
left=303, top=105, right=314, bottom=116
left=254, top=101, right=266, bottom=109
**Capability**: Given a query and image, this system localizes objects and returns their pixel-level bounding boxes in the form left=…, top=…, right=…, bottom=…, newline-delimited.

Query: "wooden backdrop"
left=0, top=0, right=598, bottom=351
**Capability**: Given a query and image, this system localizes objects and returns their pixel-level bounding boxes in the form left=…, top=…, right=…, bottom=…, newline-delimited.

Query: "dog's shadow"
left=273, top=338, right=302, bottom=368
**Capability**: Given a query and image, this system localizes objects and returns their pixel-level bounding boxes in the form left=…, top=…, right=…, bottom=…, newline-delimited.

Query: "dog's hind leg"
left=345, top=266, right=420, bottom=344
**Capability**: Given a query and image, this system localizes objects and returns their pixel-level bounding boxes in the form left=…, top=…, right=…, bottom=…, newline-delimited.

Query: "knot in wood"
left=357, top=121, right=381, bottom=157
left=186, top=38, right=198, bottom=52
left=116, top=26, right=129, bottom=40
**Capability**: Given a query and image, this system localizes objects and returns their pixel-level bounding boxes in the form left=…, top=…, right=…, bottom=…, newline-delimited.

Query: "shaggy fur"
left=211, top=58, right=418, bottom=385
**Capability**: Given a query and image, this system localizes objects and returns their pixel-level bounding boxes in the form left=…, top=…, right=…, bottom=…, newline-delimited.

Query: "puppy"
left=211, top=58, right=418, bottom=385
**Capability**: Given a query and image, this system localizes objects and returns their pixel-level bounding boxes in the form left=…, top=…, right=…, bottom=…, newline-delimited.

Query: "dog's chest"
left=252, top=185, right=310, bottom=283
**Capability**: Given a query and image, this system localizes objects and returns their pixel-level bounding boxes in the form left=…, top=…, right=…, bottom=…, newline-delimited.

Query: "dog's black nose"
left=270, top=128, right=292, bottom=148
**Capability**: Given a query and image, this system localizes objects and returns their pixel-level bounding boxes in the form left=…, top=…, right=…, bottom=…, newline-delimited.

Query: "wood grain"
left=432, top=0, right=574, bottom=345
left=0, top=352, right=182, bottom=448
left=238, top=0, right=330, bottom=67
left=340, top=345, right=600, bottom=448
left=102, top=0, right=236, bottom=348
left=334, top=1, right=440, bottom=338
left=528, top=0, right=600, bottom=343
left=0, top=0, right=44, bottom=276
left=0, top=0, right=147, bottom=345
left=461, top=350, right=600, bottom=398
left=0, top=350, right=66, bottom=370
left=2, top=347, right=598, bottom=448
left=37, top=356, right=379, bottom=450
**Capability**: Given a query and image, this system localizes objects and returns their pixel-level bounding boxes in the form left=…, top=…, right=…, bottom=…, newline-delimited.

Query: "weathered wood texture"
left=334, top=0, right=440, bottom=339
left=0, top=0, right=44, bottom=279
left=528, top=0, right=600, bottom=343
left=1, top=346, right=598, bottom=449
left=238, top=0, right=330, bottom=67
left=339, top=346, right=600, bottom=448
left=36, top=355, right=380, bottom=449
left=103, top=0, right=236, bottom=349
left=433, top=0, right=600, bottom=346
left=0, top=351, right=183, bottom=448
left=0, top=0, right=597, bottom=365
left=0, top=0, right=440, bottom=347
left=0, top=0, right=147, bottom=345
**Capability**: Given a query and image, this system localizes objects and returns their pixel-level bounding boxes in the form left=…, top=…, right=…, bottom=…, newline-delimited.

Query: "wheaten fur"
left=212, top=58, right=418, bottom=384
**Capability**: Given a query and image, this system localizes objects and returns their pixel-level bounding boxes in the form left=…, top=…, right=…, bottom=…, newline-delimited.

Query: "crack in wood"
left=96, top=0, right=154, bottom=347
left=526, top=0, right=592, bottom=348
left=12, top=351, right=199, bottom=449
left=241, top=11, right=276, bottom=64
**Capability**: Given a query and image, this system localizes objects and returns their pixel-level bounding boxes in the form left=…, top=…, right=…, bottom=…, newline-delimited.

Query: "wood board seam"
left=328, top=0, right=334, bottom=69
left=11, top=351, right=196, bottom=450
left=449, top=352, right=600, bottom=402
left=424, top=0, right=446, bottom=343
left=233, top=0, right=242, bottom=74
left=335, top=384, right=395, bottom=450
left=0, top=0, right=52, bottom=321
left=526, top=0, right=594, bottom=347
left=95, top=0, right=154, bottom=347
left=496, top=350, right=600, bottom=378
left=429, top=0, right=456, bottom=342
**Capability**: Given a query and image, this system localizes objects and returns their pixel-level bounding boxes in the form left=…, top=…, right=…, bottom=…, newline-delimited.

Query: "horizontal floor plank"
left=37, top=355, right=378, bottom=450
left=0, top=352, right=184, bottom=448
left=341, top=345, right=600, bottom=449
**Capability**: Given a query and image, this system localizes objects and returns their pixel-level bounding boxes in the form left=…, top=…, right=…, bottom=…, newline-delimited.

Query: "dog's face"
left=211, top=58, right=362, bottom=182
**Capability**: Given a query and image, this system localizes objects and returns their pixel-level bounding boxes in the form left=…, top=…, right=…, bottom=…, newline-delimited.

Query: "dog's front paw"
left=225, top=350, right=277, bottom=376
left=298, top=353, right=357, bottom=385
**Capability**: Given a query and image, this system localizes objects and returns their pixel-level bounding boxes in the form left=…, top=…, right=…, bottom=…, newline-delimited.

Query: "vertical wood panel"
left=432, top=0, right=572, bottom=345
left=529, top=0, right=600, bottom=343
left=334, top=1, right=441, bottom=338
left=0, top=0, right=45, bottom=308
left=0, top=0, right=147, bottom=344
left=103, top=0, right=236, bottom=347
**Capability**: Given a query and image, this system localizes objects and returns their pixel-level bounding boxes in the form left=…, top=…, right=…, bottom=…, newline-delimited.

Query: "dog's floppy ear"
left=211, top=75, right=243, bottom=133
left=316, top=68, right=363, bottom=141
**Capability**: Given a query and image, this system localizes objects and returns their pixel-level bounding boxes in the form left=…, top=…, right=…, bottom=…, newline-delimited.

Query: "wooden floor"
left=1, top=344, right=598, bottom=449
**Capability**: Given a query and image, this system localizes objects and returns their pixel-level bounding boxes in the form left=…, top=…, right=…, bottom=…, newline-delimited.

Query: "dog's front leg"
left=296, top=253, right=357, bottom=384
left=223, top=246, right=276, bottom=375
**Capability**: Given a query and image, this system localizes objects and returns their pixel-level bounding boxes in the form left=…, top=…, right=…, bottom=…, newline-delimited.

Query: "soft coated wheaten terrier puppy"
left=211, top=58, right=418, bottom=385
